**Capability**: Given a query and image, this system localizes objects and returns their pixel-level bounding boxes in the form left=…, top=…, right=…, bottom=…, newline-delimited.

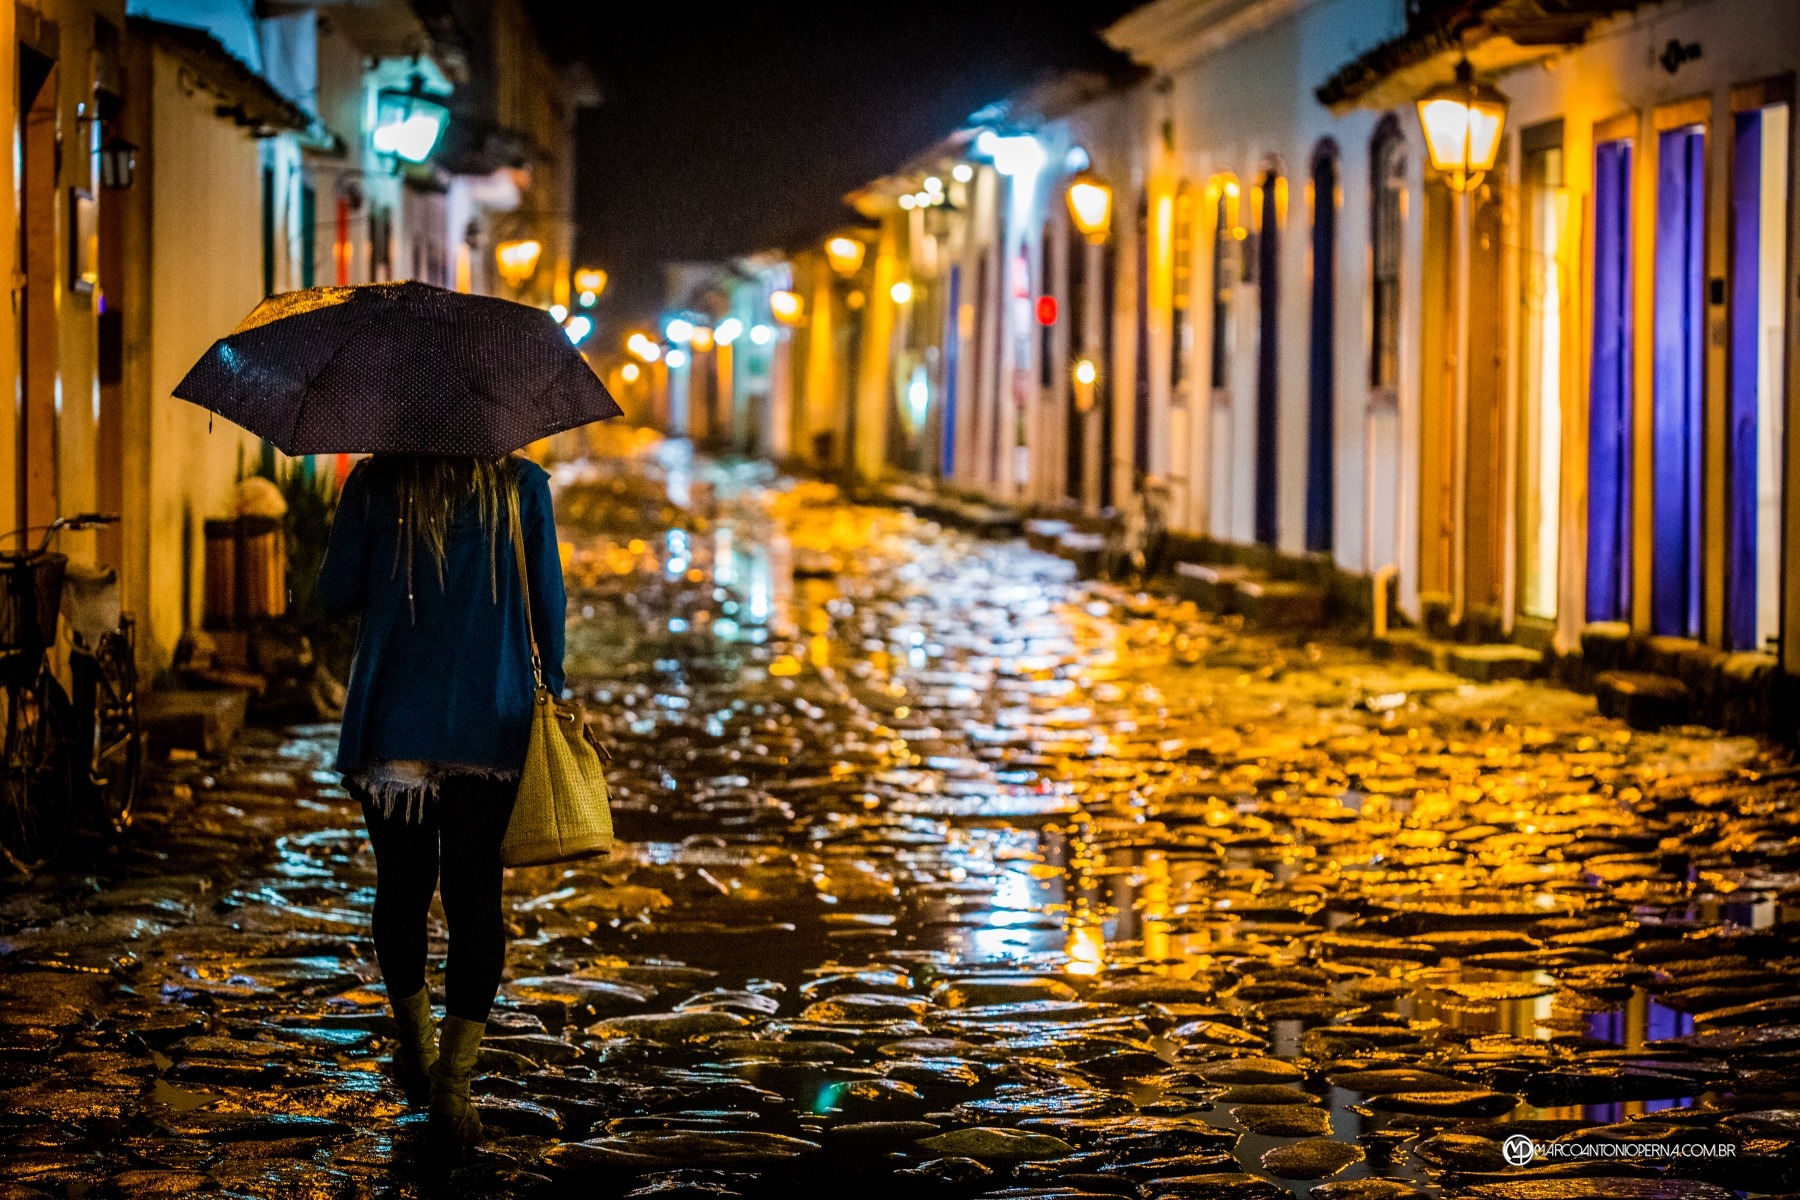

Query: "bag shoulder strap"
left=505, top=474, right=545, bottom=690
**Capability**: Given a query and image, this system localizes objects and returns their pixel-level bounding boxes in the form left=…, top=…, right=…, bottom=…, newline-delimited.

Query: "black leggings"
left=352, top=774, right=518, bottom=1023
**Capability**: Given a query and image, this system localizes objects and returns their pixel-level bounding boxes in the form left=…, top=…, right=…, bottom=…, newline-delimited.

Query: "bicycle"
left=0, top=514, right=143, bottom=874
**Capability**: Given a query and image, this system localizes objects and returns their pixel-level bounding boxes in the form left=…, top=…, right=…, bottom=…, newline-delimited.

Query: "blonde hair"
left=362, top=454, right=515, bottom=617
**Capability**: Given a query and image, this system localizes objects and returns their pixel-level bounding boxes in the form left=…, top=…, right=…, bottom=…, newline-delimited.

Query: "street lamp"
left=1416, top=60, right=1508, bottom=193
left=627, top=332, right=661, bottom=363
left=1414, top=59, right=1508, bottom=627
left=573, top=267, right=608, bottom=296
left=495, top=239, right=542, bottom=287
left=372, top=77, right=450, bottom=164
left=689, top=325, right=715, bottom=352
left=770, top=290, right=803, bottom=325
left=890, top=280, right=913, bottom=305
left=825, top=236, right=865, bottom=276
left=1066, top=174, right=1113, bottom=243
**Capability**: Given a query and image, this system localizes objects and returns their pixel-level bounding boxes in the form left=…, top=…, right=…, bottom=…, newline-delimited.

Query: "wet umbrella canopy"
left=174, top=281, right=622, bottom=456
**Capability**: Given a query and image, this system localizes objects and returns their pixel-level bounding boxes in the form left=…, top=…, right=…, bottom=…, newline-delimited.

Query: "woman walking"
left=317, top=452, right=566, bottom=1155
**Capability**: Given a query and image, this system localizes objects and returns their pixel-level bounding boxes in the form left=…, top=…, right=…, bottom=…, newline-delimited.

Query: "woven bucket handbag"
left=499, top=479, right=613, bottom=867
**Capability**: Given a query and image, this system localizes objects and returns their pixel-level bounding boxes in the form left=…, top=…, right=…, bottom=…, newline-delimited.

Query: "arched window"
left=1370, top=117, right=1406, bottom=395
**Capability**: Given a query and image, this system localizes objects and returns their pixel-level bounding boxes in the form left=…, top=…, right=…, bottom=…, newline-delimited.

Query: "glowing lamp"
left=1416, top=59, right=1508, bottom=192
left=1073, top=358, right=1098, bottom=386
left=665, top=317, right=694, bottom=344
left=770, top=290, right=803, bottom=325
left=548, top=303, right=568, bottom=322
left=627, top=333, right=661, bottom=363
left=621, top=362, right=641, bottom=383
left=890, top=280, right=913, bottom=304
left=495, top=239, right=542, bottom=287
left=372, top=77, right=449, bottom=164
left=825, top=236, right=866, bottom=276
left=665, top=348, right=690, bottom=369
left=715, top=317, right=743, bottom=345
left=749, top=323, right=774, bottom=345
left=898, top=194, right=917, bottom=210
left=573, top=267, right=608, bottom=296
left=564, top=314, right=592, bottom=343
left=976, top=130, right=1046, bottom=177
left=952, top=163, right=973, bottom=183
left=1036, top=296, right=1058, bottom=326
left=1067, top=175, right=1113, bottom=243
left=689, top=326, right=714, bottom=352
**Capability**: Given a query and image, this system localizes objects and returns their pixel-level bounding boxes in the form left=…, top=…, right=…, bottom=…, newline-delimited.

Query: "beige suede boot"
left=428, top=1015, right=485, bottom=1156
left=386, top=986, right=437, bottom=1107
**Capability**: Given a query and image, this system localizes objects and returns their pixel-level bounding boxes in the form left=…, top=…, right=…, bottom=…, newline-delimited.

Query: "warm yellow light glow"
left=627, top=332, right=661, bottom=363
left=494, top=239, right=543, bottom=287
left=1066, top=177, right=1113, bottom=242
left=770, top=290, right=803, bottom=324
left=621, top=361, right=641, bottom=383
left=825, top=236, right=866, bottom=276
left=889, top=280, right=913, bottom=304
left=573, top=267, right=608, bottom=295
left=689, top=325, right=715, bottom=352
left=1065, top=923, right=1106, bottom=975
left=1073, top=357, right=1098, bottom=386
left=1416, top=61, right=1508, bottom=192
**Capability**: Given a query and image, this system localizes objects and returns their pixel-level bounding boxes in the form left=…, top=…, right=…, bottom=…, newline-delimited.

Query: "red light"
left=1036, top=295, right=1058, bottom=326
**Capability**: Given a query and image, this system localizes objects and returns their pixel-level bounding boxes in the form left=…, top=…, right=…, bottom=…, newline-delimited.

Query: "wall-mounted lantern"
left=1066, top=174, right=1114, bottom=243
left=99, top=136, right=137, bottom=189
left=372, top=77, right=450, bottom=164
left=495, top=238, right=543, bottom=287
left=1415, top=59, right=1507, bottom=192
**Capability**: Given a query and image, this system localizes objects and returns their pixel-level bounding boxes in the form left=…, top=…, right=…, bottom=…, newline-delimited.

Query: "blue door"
left=1727, top=103, right=1790, bottom=651
left=1652, top=125, right=1706, bottom=638
left=1587, top=138, right=1634, bottom=622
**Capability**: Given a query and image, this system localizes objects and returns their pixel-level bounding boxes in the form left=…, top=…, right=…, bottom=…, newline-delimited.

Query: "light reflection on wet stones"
left=2, top=457, right=1799, bottom=1195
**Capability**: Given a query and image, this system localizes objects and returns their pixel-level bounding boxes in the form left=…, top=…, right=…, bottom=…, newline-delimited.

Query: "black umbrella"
left=174, top=281, right=622, bottom=456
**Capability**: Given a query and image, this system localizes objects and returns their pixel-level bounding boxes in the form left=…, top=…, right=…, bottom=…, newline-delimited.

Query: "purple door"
left=1587, top=139, right=1634, bottom=623
left=1652, top=125, right=1706, bottom=639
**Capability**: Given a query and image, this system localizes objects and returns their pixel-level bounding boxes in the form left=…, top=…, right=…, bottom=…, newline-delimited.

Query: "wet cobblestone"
left=2, top=454, right=1799, bottom=1199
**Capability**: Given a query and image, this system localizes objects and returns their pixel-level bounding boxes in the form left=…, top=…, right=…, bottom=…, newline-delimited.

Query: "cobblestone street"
left=2, top=455, right=1798, bottom=1199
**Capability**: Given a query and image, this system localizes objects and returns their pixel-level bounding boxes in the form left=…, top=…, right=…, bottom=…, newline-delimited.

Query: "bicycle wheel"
left=85, top=625, right=142, bottom=835
left=0, top=668, right=73, bottom=874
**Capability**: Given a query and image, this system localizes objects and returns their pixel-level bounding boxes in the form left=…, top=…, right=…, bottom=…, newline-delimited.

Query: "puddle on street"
left=0, top=448, right=1796, bottom=1197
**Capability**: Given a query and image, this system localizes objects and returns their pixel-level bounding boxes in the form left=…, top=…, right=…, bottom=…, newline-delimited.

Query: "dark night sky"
left=523, top=2, right=1138, bottom=325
